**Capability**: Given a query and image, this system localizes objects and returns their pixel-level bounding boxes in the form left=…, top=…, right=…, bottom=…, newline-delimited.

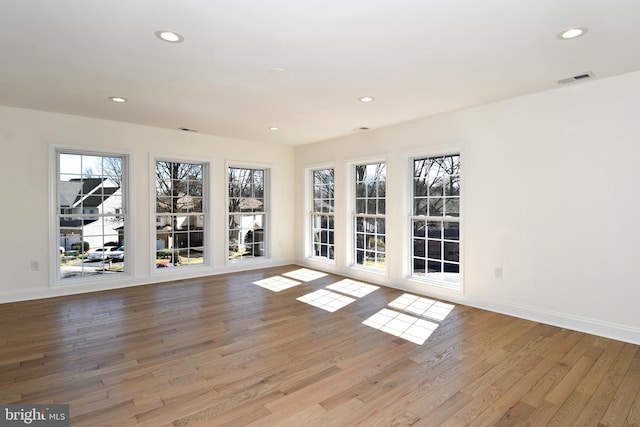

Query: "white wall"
left=294, top=71, right=640, bottom=344
left=0, top=106, right=295, bottom=301
left=2, top=71, right=639, bottom=344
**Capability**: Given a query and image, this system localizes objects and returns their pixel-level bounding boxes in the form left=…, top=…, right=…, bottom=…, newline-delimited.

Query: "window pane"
left=444, top=222, right=460, bottom=240
left=444, top=198, right=459, bottom=217
left=229, top=198, right=241, bottom=213
left=427, top=221, right=442, bottom=238
left=377, top=181, right=386, bottom=197
left=367, top=200, right=376, bottom=215
left=444, top=241, right=459, bottom=262
left=428, top=240, right=442, bottom=259
left=428, top=261, right=442, bottom=273
left=429, top=198, right=443, bottom=216
left=429, top=176, right=444, bottom=197
left=445, top=175, right=460, bottom=197
left=414, top=198, right=428, bottom=216
left=444, top=263, right=460, bottom=273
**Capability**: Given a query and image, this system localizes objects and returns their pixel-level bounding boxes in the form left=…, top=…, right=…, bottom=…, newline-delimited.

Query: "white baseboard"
left=469, top=296, right=640, bottom=345
left=0, top=258, right=295, bottom=304
left=295, top=259, right=640, bottom=345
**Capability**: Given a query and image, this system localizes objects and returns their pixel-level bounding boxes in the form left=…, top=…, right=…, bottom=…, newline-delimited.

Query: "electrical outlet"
left=31, top=261, right=40, bottom=271
left=494, top=266, right=503, bottom=279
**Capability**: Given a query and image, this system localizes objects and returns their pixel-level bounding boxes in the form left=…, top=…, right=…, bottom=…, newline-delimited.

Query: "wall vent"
left=558, top=72, right=594, bottom=84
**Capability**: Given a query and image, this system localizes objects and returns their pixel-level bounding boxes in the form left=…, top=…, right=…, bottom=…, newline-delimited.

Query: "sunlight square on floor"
left=282, top=268, right=328, bottom=282
left=297, top=289, right=356, bottom=312
left=252, top=276, right=301, bottom=292
left=326, top=279, right=379, bottom=298
left=388, top=293, right=455, bottom=321
left=362, top=308, right=439, bottom=345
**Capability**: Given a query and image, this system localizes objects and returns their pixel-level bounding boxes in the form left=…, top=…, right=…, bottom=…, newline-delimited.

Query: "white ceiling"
left=1, top=0, right=639, bottom=146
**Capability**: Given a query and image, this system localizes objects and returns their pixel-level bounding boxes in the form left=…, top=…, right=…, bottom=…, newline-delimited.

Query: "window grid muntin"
left=311, top=168, right=335, bottom=260
left=155, top=161, right=206, bottom=267
left=353, top=162, right=386, bottom=271
left=411, top=154, right=460, bottom=283
left=228, top=167, right=268, bottom=261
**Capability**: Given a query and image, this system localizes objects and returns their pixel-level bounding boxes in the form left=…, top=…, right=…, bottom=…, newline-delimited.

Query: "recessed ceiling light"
left=359, top=96, right=375, bottom=103
left=269, top=127, right=280, bottom=131
left=269, top=68, right=284, bottom=75
left=155, top=30, right=184, bottom=43
left=558, top=27, right=588, bottom=40
left=109, top=96, right=127, bottom=103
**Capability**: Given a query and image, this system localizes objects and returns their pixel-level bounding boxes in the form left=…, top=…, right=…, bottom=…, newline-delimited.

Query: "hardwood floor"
left=1, top=265, right=639, bottom=426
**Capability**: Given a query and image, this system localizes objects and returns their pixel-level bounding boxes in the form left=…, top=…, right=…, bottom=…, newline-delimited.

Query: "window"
left=311, top=168, right=335, bottom=260
left=228, top=167, right=268, bottom=261
left=354, top=162, right=386, bottom=271
left=155, top=161, right=206, bottom=268
left=412, top=154, right=460, bottom=287
left=57, top=151, right=126, bottom=279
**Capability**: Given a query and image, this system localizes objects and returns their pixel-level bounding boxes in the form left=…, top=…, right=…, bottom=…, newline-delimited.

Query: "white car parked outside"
left=88, top=246, right=124, bottom=262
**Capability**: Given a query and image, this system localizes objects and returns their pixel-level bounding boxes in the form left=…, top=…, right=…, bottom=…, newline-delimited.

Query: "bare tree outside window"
left=311, top=168, right=335, bottom=260
left=354, top=162, right=386, bottom=270
left=412, top=154, right=461, bottom=287
left=155, top=161, right=205, bottom=268
left=228, top=167, right=267, bottom=261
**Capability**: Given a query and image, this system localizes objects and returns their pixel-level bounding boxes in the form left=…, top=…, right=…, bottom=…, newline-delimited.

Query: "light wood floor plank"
left=0, top=265, right=638, bottom=426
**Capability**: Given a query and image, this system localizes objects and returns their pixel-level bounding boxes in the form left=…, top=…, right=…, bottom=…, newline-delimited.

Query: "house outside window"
left=228, top=167, right=268, bottom=261
left=155, top=161, right=206, bottom=268
left=353, top=162, right=386, bottom=271
left=57, top=151, right=126, bottom=279
left=411, top=154, right=461, bottom=288
left=311, top=168, right=335, bottom=261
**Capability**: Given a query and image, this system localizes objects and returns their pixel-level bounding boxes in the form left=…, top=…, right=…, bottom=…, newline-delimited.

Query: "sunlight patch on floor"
left=363, top=293, right=455, bottom=345
left=388, top=293, right=455, bottom=321
left=282, top=268, right=328, bottom=282
left=363, top=308, right=439, bottom=345
left=297, top=289, right=356, bottom=312
left=326, top=279, right=379, bottom=298
left=253, top=276, right=301, bottom=292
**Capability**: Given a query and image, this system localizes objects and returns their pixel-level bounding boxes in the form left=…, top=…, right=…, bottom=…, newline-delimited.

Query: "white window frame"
left=226, top=162, right=270, bottom=263
left=152, top=158, right=209, bottom=272
left=52, top=147, right=130, bottom=284
left=409, top=151, right=462, bottom=290
left=309, top=167, right=336, bottom=262
left=351, top=160, right=387, bottom=273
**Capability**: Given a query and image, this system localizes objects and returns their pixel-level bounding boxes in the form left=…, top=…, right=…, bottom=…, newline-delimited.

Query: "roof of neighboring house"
left=60, top=178, right=119, bottom=208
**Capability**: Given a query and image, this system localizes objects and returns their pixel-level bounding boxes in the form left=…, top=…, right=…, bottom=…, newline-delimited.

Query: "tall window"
left=228, top=167, right=267, bottom=261
left=354, top=162, right=386, bottom=271
left=412, top=154, right=460, bottom=287
left=155, top=161, right=206, bottom=268
left=57, top=151, right=126, bottom=279
left=311, top=168, right=335, bottom=260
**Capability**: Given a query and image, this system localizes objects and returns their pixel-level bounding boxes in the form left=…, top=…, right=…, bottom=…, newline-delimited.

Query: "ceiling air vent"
left=558, top=72, right=594, bottom=84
